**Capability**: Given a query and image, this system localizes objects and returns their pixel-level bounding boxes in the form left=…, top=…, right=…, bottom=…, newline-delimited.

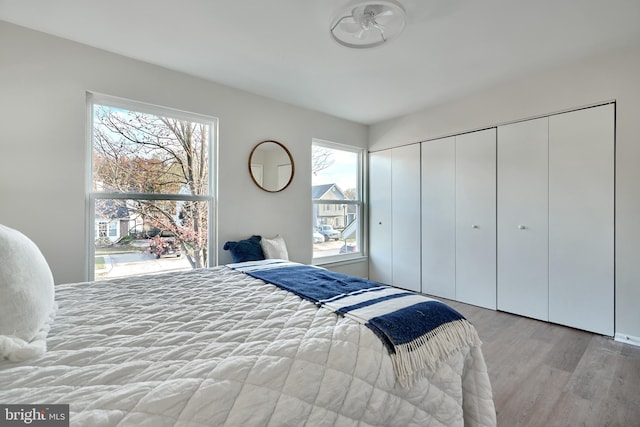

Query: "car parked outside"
left=313, top=229, right=325, bottom=244
left=317, top=225, right=341, bottom=241
left=339, top=244, right=357, bottom=254
left=149, top=237, right=182, bottom=258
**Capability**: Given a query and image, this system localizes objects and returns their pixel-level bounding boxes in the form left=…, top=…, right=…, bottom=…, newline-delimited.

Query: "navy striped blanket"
left=229, top=260, right=481, bottom=387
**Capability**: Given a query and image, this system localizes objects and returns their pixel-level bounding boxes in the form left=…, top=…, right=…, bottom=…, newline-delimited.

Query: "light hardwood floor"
left=440, top=298, right=640, bottom=427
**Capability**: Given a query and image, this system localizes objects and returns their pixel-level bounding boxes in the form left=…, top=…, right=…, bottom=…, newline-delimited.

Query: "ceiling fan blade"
left=374, top=9, right=393, bottom=18
left=373, top=22, right=386, bottom=33
left=372, top=9, right=394, bottom=24
left=354, top=28, right=367, bottom=40
left=351, top=6, right=367, bottom=23
left=339, top=21, right=363, bottom=33
left=364, top=4, right=386, bottom=16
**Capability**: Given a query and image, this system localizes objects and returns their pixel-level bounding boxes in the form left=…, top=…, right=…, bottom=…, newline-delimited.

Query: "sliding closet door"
left=369, top=150, right=392, bottom=285
left=497, top=118, right=549, bottom=321
left=548, top=104, right=614, bottom=336
left=455, top=128, right=497, bottom=309
left=421, top=137, right=456, bottom=299
left=391, top=144, right=421, bottom=292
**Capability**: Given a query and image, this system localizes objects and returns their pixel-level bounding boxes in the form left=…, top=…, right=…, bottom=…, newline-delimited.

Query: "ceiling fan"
left=330, top=0, right=407, bottom=49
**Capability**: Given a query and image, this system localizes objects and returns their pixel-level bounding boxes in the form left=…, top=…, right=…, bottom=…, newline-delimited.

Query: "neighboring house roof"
left=312, top=183, right=347, bottom=200
left=95, top=199, right=129, bottom=221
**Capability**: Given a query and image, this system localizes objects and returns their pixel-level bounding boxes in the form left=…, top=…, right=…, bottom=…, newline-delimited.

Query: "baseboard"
left=614, top=333, right=640, bottom=347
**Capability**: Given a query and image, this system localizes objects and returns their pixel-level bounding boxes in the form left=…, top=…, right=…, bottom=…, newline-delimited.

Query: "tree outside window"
left=90, top=95, right=216, bottom=279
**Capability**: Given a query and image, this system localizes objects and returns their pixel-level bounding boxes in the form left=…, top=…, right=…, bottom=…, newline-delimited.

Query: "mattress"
left=0, top=265, right=496, bottom=426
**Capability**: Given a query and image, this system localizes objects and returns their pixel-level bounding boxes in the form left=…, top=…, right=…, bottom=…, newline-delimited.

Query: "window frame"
left=107, top=221, right=118, bottom=238
left=312, top=139, right=366, bottom=265
left=86, top=92, right=217, bottom=280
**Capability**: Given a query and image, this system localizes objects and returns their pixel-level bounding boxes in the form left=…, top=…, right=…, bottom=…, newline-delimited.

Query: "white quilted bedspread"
left=0, top=266, right=496, bottom=426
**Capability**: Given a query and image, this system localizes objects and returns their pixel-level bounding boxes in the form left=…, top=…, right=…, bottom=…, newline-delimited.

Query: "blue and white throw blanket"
left=229, top=259, right=482, bottom=387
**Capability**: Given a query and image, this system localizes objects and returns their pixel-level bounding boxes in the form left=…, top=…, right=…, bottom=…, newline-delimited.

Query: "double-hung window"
left=88, top=94, right=216, bottom=280
left=312, top=140, right=364, bottom=262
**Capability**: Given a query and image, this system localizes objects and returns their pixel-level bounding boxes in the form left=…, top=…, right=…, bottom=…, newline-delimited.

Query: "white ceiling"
left=2, top=0, right=640, bottom=124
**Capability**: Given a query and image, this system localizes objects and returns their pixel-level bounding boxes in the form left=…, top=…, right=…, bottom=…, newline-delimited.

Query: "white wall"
left=369, top=45, right=640, bottom=341
left=0, top=22, right=368, bottom=283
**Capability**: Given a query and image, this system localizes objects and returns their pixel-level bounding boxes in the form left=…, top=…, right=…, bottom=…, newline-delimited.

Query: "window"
left=97, top=222, right=107, bottom=238
left=312, top=140, right=363, bottom=262
left=89, top=94, right=216, bottom=280
left=108, top=222, right=118, bottom=237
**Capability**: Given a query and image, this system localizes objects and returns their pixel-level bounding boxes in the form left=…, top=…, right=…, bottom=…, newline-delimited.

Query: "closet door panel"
left=369, top=150, right=392, bottom=285
left=455, top=129, right=497, bottom=309
left=548, top=104, right=614, bottom=335
left=421, top=137, right=456, bottom=299
left=497, top=118, right=549, bottom=320
left=391, top=144, right=421, bottom=292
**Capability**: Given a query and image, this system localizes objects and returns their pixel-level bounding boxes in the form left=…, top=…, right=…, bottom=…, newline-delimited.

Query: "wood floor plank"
left=565, top=336, right=619, bottom=401
left=496, top=364, right=570, bottom=427
left=433, top=296, right=640, bottom=426
left=543, top=326, right=592, bottom=373
left=608, top=350, right=640, bottom=426
left=544, top=391, right=597, bottom=427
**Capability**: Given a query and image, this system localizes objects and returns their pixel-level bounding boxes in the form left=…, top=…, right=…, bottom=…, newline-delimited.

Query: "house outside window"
left=312, top=140, right=363, bottom=262
left=88, top=93, right=216, bottom=280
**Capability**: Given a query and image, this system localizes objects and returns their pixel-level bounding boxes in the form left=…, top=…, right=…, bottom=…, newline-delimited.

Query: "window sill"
left=312, top=255, right=368, bottom=269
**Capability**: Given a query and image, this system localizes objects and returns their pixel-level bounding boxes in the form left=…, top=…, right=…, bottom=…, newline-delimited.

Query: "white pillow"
left=0, top=224, right=56, bottom=361
left=260, top=235, right=289, bottom=260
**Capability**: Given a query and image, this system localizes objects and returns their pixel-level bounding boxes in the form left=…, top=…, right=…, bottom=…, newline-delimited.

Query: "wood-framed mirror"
left=248, top=140, right=294, bottom=192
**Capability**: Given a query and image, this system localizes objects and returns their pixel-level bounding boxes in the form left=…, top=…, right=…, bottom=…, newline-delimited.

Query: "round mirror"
left=248, top=140, right=294, bottom=192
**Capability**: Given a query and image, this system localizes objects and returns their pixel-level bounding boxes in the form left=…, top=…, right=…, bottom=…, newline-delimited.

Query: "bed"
left=0, top=261, right=496, bottom=426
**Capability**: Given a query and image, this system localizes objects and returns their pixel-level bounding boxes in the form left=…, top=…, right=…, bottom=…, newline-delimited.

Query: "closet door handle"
left=518, top=225, right=526, bottom=230
left=471, top=224, right=479, bottom=229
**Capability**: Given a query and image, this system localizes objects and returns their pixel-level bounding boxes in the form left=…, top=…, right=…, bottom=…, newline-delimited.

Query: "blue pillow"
left=223, top=235, right=265, bottom=263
